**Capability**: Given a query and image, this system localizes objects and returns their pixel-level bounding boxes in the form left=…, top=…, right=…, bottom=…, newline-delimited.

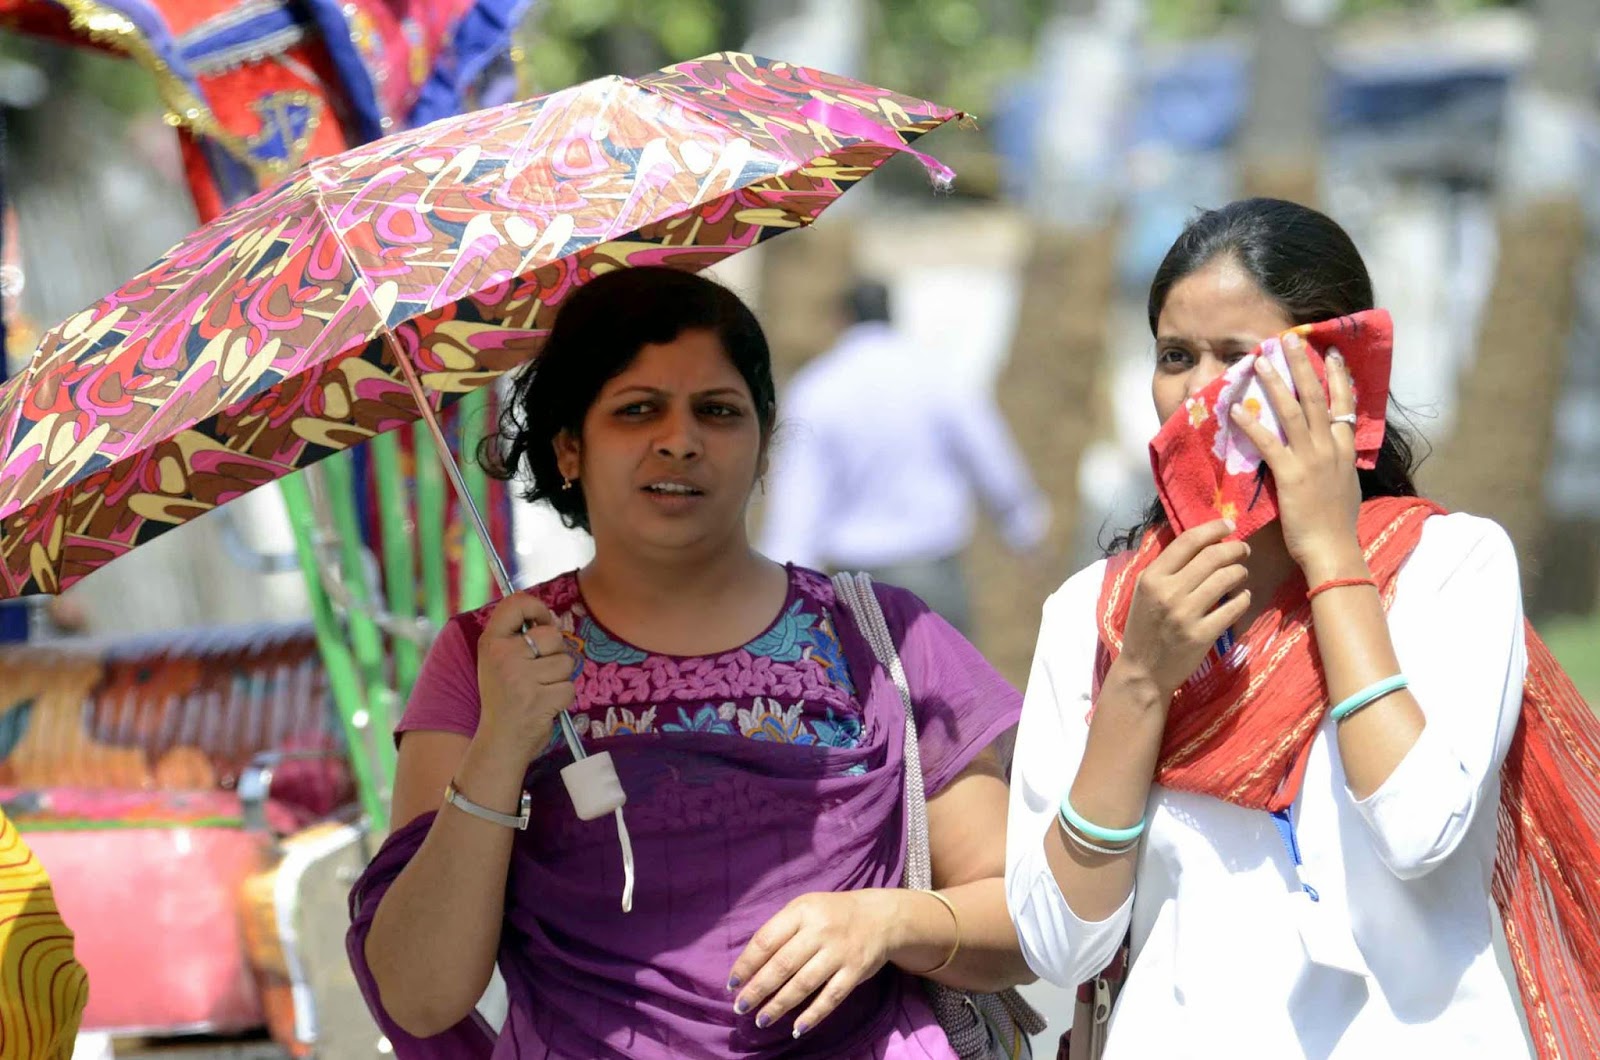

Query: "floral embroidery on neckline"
left=533, top=568, right=863, bottom=753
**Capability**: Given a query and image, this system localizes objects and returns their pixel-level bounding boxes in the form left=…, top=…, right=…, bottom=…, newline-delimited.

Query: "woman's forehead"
left=602, top=330, right=748, bottom=394
left=1156, top=257, right=1292, bottom=341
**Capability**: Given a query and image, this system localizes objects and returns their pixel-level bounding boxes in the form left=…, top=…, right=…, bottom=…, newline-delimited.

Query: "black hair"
left=1104, top=198, right=1423, bottom=555
left=845, top=280, right=892, bottom=325
left=481, top=266, right=776, bottom=532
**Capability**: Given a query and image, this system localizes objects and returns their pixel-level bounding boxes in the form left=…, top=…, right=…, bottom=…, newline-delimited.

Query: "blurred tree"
left=1428, top=0, right=1600, bottom=615
left=1144, top=0, right=1518, bottom=40
left=517, top=0, right=752, bottom=91
left=1239, top=0, right=1328, bottom=205
left=519, top=0, right=1050, bottom=115
left=869, top=0, right=1045, bottom=114
left=0, top=37, right=160, bottom=117
left=970, top=0, right=1131, bottom=685
left=738, top=0, right=866, bottom=383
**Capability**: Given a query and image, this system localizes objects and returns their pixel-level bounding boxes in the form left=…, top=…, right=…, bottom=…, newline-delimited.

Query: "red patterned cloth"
left=1149, top=310, right=1392, bottom=542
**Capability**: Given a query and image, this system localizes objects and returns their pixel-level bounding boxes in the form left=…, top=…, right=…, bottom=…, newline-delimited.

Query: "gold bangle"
left=911, top=889, right=961, bottom=976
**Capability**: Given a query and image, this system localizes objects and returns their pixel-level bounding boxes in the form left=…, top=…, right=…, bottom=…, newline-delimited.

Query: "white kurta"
left=1005, top=513, right=1531, bottom=1059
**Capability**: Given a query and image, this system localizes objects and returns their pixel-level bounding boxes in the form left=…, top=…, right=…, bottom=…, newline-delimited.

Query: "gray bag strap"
left=831, top=571, right=933, bottom=888
left=832, top=572, right=1050, bottom=1059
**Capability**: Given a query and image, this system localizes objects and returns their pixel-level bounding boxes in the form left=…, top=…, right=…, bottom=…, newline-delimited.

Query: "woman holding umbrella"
left=350, top=266, right=1036, bottom=1058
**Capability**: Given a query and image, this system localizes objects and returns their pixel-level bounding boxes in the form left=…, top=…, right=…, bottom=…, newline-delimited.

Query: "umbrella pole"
left=387, top=340, right=590, bottom=762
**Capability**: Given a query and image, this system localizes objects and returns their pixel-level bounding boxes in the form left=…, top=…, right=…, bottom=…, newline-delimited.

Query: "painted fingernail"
left=756, top=1013, right=773, bottom=1029
left=735, top=998, right=751, bottom=1015
left=1255, top=359, right=1276, bottom=377
left=1283, top=331, right=1301, bottom=348
left=726, top=975, right=741, bottom=992
left=793, top=1023, right=810, bottom=1039
left=1327, top=348, right=1344, bottom=367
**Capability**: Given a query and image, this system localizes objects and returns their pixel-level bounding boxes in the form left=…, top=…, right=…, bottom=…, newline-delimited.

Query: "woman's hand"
left=1118, top=518, right=1253, bottom=698
left=1230, top=332, right=1367, bottom=584
left=728, top=889, right=908, bottom=1038
left=472, top=594, right=578, bottom=770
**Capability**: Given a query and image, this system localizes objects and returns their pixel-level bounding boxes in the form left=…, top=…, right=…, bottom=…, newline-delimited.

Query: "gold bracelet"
left=911, top=889, right=961, bottom=976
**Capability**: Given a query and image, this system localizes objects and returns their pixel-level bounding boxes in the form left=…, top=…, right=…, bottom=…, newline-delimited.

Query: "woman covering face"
left=348, top=266, right=1035, bottom=1058
left=1006, top=197, right=1599, bottom=1060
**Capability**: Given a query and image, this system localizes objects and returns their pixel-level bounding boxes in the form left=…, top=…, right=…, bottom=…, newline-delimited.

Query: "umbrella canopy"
left=0, top=52, right=960, bottom=599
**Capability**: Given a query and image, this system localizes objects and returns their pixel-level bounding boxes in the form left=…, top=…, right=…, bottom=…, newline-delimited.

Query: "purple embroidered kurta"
left=347, top=568, right=1020, bottom=1058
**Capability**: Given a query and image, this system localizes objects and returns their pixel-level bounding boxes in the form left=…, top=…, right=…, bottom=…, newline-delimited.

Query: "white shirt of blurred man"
left=759, top=281, right=1049, bottom=636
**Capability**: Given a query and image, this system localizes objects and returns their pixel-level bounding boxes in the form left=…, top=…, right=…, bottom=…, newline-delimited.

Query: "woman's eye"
left=701, top=404, right=741, bottom=419
left=616, top=402, right=652, bottom=417
left=1157, top=347, right=1192, bottom=368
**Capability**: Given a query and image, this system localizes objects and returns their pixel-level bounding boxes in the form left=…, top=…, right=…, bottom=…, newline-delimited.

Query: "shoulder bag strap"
left=831, top=571, right=932, bottom=891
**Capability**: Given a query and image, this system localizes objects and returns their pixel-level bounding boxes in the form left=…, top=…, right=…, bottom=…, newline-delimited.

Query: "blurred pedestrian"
left=760, top=280, right=1050, bottom=635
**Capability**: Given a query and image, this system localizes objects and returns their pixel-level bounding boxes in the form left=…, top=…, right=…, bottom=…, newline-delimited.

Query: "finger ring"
left=1331, top=413, right=1357, bottom=427
left=521, top=631, right=542, bottom=659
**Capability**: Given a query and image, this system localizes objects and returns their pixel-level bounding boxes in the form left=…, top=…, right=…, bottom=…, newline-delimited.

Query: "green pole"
left=415, top=422, right=451, bottom=627
left=316, top=453, right=398, bottom=783
left=371, top=431, right=422, bottom=698
left=279, top=473, right=388, bottom=831
left=456, top=389, right=494, bottom=611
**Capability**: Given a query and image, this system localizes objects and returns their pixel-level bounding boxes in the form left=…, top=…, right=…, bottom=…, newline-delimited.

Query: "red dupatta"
left=1095, top=495, right=1600, bottom=1060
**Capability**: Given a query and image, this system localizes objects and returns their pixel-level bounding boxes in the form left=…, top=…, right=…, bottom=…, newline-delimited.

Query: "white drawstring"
left=614, top=808, right=635, bottom=913
left=559, top=751, right=635, bottom=913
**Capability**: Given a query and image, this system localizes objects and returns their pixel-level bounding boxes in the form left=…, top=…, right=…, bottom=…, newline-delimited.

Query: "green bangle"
left=1058, top=793, right=1145, bottom=845
left=1330, top=674, right=1409, bottom=722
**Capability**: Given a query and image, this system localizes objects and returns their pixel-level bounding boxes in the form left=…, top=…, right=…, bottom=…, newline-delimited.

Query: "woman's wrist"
left=455, top=737, right=534, bottom=815
left=1104, top=655, right=1178, bottom=710
left=1298, top=541, right=1371, bottom=589
left=884, top=889, right=958, bottom=971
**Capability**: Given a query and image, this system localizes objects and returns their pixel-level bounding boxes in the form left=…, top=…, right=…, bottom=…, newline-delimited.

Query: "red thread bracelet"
left=1308, top=576, right=1377, bottom=601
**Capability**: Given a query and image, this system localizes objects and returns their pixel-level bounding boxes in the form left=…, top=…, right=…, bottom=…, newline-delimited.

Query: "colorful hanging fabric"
left=0, top=0, right=534, bottom=219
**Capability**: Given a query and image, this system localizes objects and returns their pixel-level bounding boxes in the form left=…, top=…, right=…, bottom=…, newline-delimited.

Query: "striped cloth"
left=0, top=808, right=88, bottom=1059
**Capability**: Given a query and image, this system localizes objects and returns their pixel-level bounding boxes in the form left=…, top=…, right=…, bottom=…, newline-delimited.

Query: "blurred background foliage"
left=512, top=0, right=1527, bottom=115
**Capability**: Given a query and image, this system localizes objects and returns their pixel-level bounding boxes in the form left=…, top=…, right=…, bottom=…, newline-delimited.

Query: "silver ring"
left=1331, top=413, right=1357, bottom=428
left=521, top=631, right=542, bottom=659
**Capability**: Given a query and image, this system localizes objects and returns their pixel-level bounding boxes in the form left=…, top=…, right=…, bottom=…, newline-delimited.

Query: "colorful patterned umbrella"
left=0, top=52, right=960, bottom=601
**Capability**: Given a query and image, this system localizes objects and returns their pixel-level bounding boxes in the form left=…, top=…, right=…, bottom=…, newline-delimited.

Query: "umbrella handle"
left=384, top=336, right=591, bottom=762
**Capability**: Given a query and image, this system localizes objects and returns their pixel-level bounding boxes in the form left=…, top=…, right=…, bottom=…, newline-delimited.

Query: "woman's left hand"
left=728, top=889, right=902, bottom=1038
left=1229, top=331, right=1367, bottom=583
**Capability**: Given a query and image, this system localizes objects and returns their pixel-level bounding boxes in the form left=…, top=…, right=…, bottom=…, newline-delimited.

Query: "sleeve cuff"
left=1010, top=837, right=1134, bottom=987
left=1348, top=720, right=1475, bottom=878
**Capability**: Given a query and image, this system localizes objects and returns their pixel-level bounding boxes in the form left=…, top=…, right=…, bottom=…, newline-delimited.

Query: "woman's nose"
left=653, top=409, right=702, bottom=460
left=1187, top=359, right=1227, bottom=400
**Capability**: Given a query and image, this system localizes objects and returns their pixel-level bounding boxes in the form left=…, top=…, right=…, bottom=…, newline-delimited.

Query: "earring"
left=561, top=477, right=575, bottom=492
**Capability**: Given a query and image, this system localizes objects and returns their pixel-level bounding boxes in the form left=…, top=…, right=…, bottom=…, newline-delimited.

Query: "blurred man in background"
left=760, top=279, right=1049, bottom=636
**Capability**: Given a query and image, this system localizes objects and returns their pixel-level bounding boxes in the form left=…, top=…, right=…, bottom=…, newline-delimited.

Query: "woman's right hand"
left=472, top=594, right=578, bottom=768
left=1116, top=518, right=1253, bottom=699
